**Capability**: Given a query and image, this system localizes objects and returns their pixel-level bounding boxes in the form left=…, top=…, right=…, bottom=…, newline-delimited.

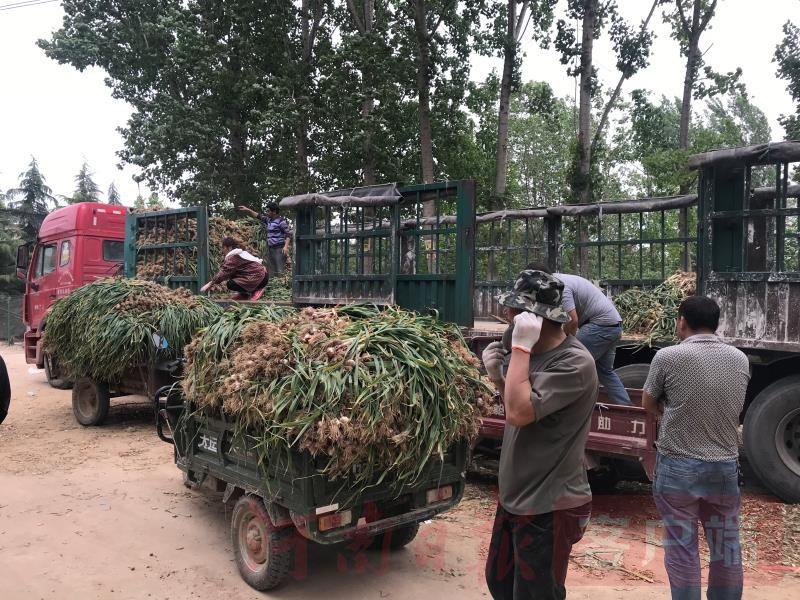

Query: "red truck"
left=16, top=203, right=127, bottom=389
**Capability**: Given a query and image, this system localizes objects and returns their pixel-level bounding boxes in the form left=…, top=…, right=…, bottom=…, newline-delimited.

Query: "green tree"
left=399, top=1, right=481, bottom=187
left=147, top=192, right=162, bottom=209
left=774, top=20, right=800, bottom=141
left=665, top=0, right=743, bottom=151
left=615, top=88, right=771, bottom=196
left=133, top=194, right=145, bottom=211
left=507, top=82, right=573, bottom=206
left=554, top=0, right=657, bottom=202
left=488, top=1, right=557, bottom=205
left=5, top=157, right=56, bottom=240
left=40, top=1, right=306, bottom=208
left=69, top=161, right=101, bottom=204
left=107, top=182, right=122, bottom=206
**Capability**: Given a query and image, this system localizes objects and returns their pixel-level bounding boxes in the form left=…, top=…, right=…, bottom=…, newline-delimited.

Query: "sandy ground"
left=1, top=345, right=798, bottom=600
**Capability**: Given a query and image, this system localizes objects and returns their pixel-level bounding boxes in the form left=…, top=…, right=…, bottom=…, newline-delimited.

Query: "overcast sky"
left=0, top=0, right=797, bottom=207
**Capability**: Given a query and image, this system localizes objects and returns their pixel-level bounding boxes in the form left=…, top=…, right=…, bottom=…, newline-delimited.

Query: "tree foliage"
left=107, top=182, right=122, bottom=206
left=70, top=161, right=101, bottom=204
left=775, top=20, right=800, bottom=141
left=5, top=157, right=56, bottom=240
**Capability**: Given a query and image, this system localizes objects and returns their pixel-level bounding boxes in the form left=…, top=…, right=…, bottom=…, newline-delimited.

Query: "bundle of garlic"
left=182, top=304, right=492, bottom=493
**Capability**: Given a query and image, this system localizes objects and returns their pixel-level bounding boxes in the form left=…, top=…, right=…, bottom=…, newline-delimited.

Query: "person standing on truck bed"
left=481, top=269, right=597, bottom=600
left=200, top=236, right=269, bottom=301
left=642, top=296, right=749, bottom=600
left=237, top=202, right=292, bottom=275
left=527, top=262, right=631, bottom=405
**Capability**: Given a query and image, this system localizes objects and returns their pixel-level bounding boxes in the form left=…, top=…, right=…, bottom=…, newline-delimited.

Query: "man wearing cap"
left=527, top=262, right=630, bottom=405
left=237, top=202, right=292, bottom=275
left=482, top=269, right=598, bottom=600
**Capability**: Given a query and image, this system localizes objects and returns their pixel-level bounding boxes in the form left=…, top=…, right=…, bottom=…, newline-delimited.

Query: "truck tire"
left=0, top=356, right=10, bottom=425
left=614, top=363, right=651, bottom=389
left=588, top=465, right=619, bottom=494
left=231, top=495, right=295, bottom=591
left=368, top=522, right=420, bottom=551
left=44, top=352, right=72, bottom=390
left=743, top=375, right=800, bottom=503
left=72, top=378, right=110, bottom=426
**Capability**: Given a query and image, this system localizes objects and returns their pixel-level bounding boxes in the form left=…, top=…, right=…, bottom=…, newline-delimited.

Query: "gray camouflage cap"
left=497, top=269, right=570, bottom=323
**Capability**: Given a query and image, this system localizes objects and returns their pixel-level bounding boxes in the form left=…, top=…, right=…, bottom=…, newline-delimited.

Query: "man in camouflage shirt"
left=482, top=270, right=597, bottom=599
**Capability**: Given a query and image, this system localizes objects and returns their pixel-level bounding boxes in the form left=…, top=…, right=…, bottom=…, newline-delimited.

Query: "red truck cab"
left=16, top=203, right=127, bottom=376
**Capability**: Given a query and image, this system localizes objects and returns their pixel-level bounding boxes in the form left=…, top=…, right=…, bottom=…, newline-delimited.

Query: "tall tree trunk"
left=347, top=0, right=378, bottom=186
left=295, top=0, right=323, bottom=192
left=413, top=0, right=435, bottom=188
left=412, top=0, right=436, bottom=274
left=679, top=37, right=701, bottom=150
left=679, top=0, right=702, bottom=151
left=576, top=0, right=597, bottom=205
left=494, top=0, right=518, bottom=207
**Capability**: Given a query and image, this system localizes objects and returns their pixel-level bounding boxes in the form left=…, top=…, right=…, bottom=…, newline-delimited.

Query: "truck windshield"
left=103, top=240, right=124, bottom=262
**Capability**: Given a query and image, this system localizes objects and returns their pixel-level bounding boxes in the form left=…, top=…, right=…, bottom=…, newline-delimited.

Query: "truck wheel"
left=614, top=363, right=651, bottom=389
left=744, top=375, right=800, bottom=503
left=368, top=522, right=420, bottom=551
left=588, top=465, right=619, bottom=494
left=231, top=495, right=295, bottom=591
left=0, top=356, right=10, bottom=425
left=72, top=378, right=110, bottom=426
left=44, top=353, right=72, bottom=390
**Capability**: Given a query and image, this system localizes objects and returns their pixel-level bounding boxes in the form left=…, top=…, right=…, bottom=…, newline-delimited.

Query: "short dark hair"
left=222, top=236, right=240, bottom=249
left=525, top=262, right=552, bottom=274
left=266, top=201, right=279, bottom=213
left=678, top=296, right=720, bottom=332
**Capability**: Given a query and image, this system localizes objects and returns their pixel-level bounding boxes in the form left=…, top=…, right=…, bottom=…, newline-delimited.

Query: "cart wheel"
left=368, top=522, right=420, bottom=551
left=72, top=378, right=110, bottom=426
left=44, top=352, right=72, bottom=390
left=231, top=495, right=295, bottom=591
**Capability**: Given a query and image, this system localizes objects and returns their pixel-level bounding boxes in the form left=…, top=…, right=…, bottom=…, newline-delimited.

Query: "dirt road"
left=1, top=346, right=798, bottom=599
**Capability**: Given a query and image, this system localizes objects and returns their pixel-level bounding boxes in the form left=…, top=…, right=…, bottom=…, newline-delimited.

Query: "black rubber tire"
left=231, top=495, right=295, bottom=591
left=588, top=466, right=619, bottom=494
left=614, top=363, right=651, bottom=389
left=743, top=375, right=800, bottom=503
left=44, top=352, right=72, bottom=390
left=71, top=378, right=110, bottom=426
left=0, top=356, right=10, bottom=425
left=368, top=522, right=420, bottom=551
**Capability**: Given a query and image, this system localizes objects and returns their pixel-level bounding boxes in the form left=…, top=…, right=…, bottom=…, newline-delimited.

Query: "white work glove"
left=511, top=312, right=543, bottom=353
left=481, top=341, right=507, bottom=381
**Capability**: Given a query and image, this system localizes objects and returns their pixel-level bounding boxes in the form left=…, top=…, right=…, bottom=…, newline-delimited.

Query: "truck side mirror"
left=15, top=243, right=30, bottom=279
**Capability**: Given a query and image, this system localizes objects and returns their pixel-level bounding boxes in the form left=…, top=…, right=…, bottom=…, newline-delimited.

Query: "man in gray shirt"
left=643, top=296, right=749, bottom=600
left=482, top=269, right=597, bottom=599
left=528, top=263, right=630, bottom=405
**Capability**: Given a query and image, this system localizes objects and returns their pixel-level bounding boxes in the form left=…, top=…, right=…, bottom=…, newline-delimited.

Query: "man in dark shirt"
left=482, top=269, right=597, bottom=600
left=237, top=202, right=292, bottom=274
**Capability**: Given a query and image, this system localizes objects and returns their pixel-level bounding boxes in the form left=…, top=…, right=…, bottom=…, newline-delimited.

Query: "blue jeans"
left=653, top=453, right=742, bottom=600
left=576, top=323, right=631, bottom=405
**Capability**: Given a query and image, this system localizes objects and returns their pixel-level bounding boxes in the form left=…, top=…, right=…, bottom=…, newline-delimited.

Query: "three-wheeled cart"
left=156, top=390, right=468, bottom=591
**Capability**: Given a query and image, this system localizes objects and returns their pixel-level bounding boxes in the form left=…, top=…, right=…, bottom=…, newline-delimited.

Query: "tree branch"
left=699, top=0, right=717, bottom=32
left=515, top=1, right=529, bottom=41
left=675, top=0, right=692, bottom=37
left=590, top=0, right=660, bottom=155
